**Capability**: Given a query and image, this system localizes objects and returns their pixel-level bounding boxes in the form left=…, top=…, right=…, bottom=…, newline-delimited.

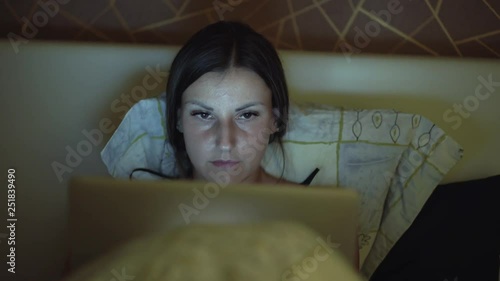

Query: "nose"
left=216, top=119, right=237, bottom=152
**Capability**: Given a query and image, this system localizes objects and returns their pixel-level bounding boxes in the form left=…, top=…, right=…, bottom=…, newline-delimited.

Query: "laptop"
left=68, top=176, right=360, bottom=272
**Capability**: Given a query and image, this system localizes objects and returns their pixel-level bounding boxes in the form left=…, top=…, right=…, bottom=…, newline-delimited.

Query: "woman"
left=62, top=22, right=323, bottom=278
left=132, top=20, right=318, bottom=185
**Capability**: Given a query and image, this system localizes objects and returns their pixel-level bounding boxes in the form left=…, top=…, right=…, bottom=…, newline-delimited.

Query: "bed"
left=1, top=39, right=499, bottom=281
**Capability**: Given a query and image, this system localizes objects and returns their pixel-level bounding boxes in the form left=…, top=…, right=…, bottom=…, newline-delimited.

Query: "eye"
left=238, top=111, right=259, bottom=120
left=191, top=111, right=213, bottom=120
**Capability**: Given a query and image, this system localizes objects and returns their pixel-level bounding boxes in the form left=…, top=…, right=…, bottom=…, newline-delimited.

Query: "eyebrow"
left=184, top=101, right=213, bottom=111
left=235, top=102, right=264, bottom=111
left=184, top=101, right=264, bottom=112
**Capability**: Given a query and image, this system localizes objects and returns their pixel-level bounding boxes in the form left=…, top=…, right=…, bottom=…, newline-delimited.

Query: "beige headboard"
left=0, top=40, right=498, bottom=280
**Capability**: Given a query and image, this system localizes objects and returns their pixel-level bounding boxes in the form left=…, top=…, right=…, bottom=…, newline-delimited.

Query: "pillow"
left=100, top=92, right=177, bottom=179
left=101, top=92, right=463, bottom=278
left=261, top=102, right=463, bottom=277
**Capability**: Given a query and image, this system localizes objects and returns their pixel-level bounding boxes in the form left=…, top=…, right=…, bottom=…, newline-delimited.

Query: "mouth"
left=211, top=160, right=240, bottom=168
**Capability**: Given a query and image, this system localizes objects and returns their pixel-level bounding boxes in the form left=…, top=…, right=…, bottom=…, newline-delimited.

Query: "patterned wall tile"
left=133, top=29, right=172, bottom=44
left=169, top=0, right=185, bottom=11
left=319, top=0, right=353, bottom=32
left=259, top=21, right=281, bottom=46
left=177, top=0, right=214, bottom=15
left=33, top=10, right=84, bottom=41
left=290, top=0, right=314, bottom=12
left=351, top=0, right=362, bottom=7
left=59, top=0, right=110, bottom=26
left=152, top=12, right=213, bottom=44
left=115, top=0, right=175, bottom=30
left=4, top=0, right=38, bottom=37
left=209, top=0, right=265, bottom=23
left=362, top=0, right=433, bottom=35
left=440, top=0, right=500, bottom=41
left=90, top=8, right=135, bottom=42
left=1, top=0, right=499, bottom=58
left=78, top=29, right=108, bottom=42
left=412, top=18, right=460, bottom=56
left=245, top=0, right=290, bottom=30
left=280, top=18, right=301, bottom=49
left=458, top=40, right=499, bottom=58
left=488, top=0, right=500, bottom=16
left=427, top=0, right=440, bottom=10
left=343, top=10, right=405, bottom=54
left=5, top=0, right=38, bottom=20
left=393, top=40, right=433, bottom=56
left=481, top=33, right=500, bottom=54
left=296, top=7, right=340, bottom=51
left=1, top=2, right=25, bottom=37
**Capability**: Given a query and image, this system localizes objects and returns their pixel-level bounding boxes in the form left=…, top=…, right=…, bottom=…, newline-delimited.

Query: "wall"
left=2, top=0, right=499, bottom=58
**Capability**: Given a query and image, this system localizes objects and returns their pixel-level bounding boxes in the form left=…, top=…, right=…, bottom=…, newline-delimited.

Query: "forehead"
left=182, top=68, right=271, bottom=105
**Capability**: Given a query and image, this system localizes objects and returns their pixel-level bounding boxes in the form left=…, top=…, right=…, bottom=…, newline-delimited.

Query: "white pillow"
left=261, top=102, right=463, bottom=277
left=101, top=93, right=463, bottom=278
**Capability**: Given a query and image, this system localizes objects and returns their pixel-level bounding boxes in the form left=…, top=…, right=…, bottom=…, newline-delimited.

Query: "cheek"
left=243, top=119, right=273, bottom=141
left=181, top=118, right=212, bottom=159
left=182, top=113, right=206, bottom=134
left=236, top=120, right=273, bottom=158
left=183, top=121, right=213, bottom=144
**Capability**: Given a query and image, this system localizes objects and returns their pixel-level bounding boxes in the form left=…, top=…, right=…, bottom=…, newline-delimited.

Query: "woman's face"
left=179, top=67, right=278, bottom=184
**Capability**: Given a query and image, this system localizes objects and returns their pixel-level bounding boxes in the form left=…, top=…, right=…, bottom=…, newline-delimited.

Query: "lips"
left=211, top=160, right=240, bottom=168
